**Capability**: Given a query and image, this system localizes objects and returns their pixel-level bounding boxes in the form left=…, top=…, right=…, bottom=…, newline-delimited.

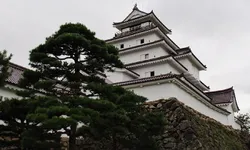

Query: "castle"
left=105, top=5, right=241, bottom=129
left=0, top=5, right=241, bottom=129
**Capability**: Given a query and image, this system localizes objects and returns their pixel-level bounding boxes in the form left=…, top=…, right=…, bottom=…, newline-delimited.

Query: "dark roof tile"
left=114, top=73, right=181, bottom=86
left=205, top=87, right=238, bottom=106
left=5, top=63, right=26, bottom=85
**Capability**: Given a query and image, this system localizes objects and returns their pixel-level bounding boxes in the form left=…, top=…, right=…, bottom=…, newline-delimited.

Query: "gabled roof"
left=121, top=4, right=148, bottom=23
left=205, top=87, right=240, bottom=111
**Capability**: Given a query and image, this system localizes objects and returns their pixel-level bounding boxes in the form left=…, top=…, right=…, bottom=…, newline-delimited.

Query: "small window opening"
left=150, top=71, right=155, bottom=77
left=145, top=54, right=149, bottom=59
left=140, top=39, right=144, bottom=44
left=120, top=44, right=124, bottom=49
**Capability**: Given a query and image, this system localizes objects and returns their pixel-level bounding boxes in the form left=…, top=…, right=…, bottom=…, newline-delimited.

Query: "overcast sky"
left=1, top=0, right=250, bottom=113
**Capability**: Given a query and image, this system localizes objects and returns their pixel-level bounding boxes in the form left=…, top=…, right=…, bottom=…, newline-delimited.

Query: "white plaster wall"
left=127, top=82, right=229, bottom=125
left=178, top=58, right=200, bottom=79
left=119, top=46, right=169, bottom=64
left=131, top=62, right=180, bottom=78
left=0, top=87, right=19, bottom=99
left=113, top=33, right=161, bottom=50
left=233, top=120, right=241, bottom=130
left=106, top=71, right=134, bottom=83
left=220, top=105, right=241, bottom=129
left=0, top=84, right=45, bottom=99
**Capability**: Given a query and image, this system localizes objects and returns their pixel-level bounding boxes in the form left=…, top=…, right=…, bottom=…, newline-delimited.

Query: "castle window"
left=150, top=71, right=155, bottom=77
left=140, top=39, right=144, bottom=44
left=140, top=53, right=149, bottom=60
left=120, top=44, right=124, bottom=49
left=145, top=71, right=155, bottom=77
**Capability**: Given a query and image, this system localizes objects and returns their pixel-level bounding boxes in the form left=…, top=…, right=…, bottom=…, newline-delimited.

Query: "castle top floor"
left=113, top=4, right=172, bottom=38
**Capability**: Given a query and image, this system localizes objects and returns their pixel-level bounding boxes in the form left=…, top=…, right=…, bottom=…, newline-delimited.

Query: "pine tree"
left=0, top=50, right=12, bottom=87
left=0, top=50, right=25, bottom=149
left=20, top=23, right=165, bottom=150
left=0, top=50, right=61, bottom=149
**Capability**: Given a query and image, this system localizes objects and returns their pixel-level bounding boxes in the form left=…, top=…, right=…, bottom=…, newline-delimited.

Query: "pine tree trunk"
left=69, top=125, right=77, bottom=150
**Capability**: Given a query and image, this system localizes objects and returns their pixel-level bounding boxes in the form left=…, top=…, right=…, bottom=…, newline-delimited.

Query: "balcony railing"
left=114, top=23, right=156, bottom=38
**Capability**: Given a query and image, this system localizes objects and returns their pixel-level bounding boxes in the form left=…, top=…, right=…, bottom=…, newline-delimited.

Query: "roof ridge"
left=205, top=87, right=234, bottom=94
left=9, top=62, right=29, bottom=71
left=124, top=68, right=140, bottom=76
left=113, top=72, right=181, bottom=86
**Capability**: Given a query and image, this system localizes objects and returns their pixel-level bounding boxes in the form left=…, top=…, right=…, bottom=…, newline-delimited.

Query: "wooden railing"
left=114, top=23, right=156, bottom=38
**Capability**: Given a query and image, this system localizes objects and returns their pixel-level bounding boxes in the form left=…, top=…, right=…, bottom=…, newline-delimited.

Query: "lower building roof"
left=205, top=87, right=240, bottom=111
left=5, top=62, right=26, bottom=85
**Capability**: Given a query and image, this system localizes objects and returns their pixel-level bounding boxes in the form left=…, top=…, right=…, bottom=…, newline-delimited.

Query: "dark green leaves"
left=0, top=50, right=12, bottom=87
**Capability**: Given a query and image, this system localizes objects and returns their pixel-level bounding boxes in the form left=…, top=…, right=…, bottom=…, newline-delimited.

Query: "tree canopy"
left=0, top=23, right=165, bottom=150
left=0, top=50, right=12, bottom=87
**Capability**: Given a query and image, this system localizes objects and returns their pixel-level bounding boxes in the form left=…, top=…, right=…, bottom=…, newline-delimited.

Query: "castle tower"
left=105, top=5, right=241, bottom=129
left=106, top=5, right=208, bottom=91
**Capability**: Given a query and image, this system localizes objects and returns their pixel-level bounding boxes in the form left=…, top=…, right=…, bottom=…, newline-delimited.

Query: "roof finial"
left=133, top=3, right=139, bottom=10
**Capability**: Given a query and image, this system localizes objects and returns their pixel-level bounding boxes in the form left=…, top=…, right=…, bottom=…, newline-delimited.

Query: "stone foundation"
left=61, top=98, right=247, bottom=150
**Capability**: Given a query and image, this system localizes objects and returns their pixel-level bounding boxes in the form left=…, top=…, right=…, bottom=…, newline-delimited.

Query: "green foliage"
left=1, top=23, right=165, bottom=150
left=237, top=113, right=250, bottom=132
left=0, top=97, right=63, bottom=149
left=236, top=113, right=250, bottom=149
left=0, top=50, right=12, bottom=87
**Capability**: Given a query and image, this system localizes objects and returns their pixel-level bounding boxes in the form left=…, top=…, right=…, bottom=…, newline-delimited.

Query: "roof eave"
left=189, top=54, right=207, bottom=70
left=124, top=68, right=140, bottom=78
left=170, top=57, right=188, bottom=72
left=113, top=12, right=172, bottom=34
left=178, top=77, right=231, bottom=115
left=150, top=12, right=172, bottom=34
left=232, top=90, right=240, bottom=112
left=105, top=27, right=158, bottom=43
left=114, top=74, right=230, bottom=115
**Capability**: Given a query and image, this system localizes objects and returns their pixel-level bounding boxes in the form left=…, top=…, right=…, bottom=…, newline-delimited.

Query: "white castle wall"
left=178, top=58, right=200, bottom=79
left=106, top=71, right=134, bottom=83
left=126, top=82, right=230, bottom=126
left=119, top=46, right=170, bottom=65
left=112, top=32, right=161, bottom=50
left=130, top=62, right=180, bottom=78
left=0, top=84, right=22, bottom=99
left=220, top=105, right=241, bottom=129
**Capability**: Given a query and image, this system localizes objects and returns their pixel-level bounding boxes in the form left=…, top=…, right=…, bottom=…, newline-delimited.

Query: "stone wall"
left=146, top=98, right=246, bottom=150
left=62, top=98, right=247, bottom=150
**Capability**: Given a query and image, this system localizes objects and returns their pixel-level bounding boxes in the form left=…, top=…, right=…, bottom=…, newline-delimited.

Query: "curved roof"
left=113, top=6, right=171, bottom=34
left=205, top=87, right=240, bottom=111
